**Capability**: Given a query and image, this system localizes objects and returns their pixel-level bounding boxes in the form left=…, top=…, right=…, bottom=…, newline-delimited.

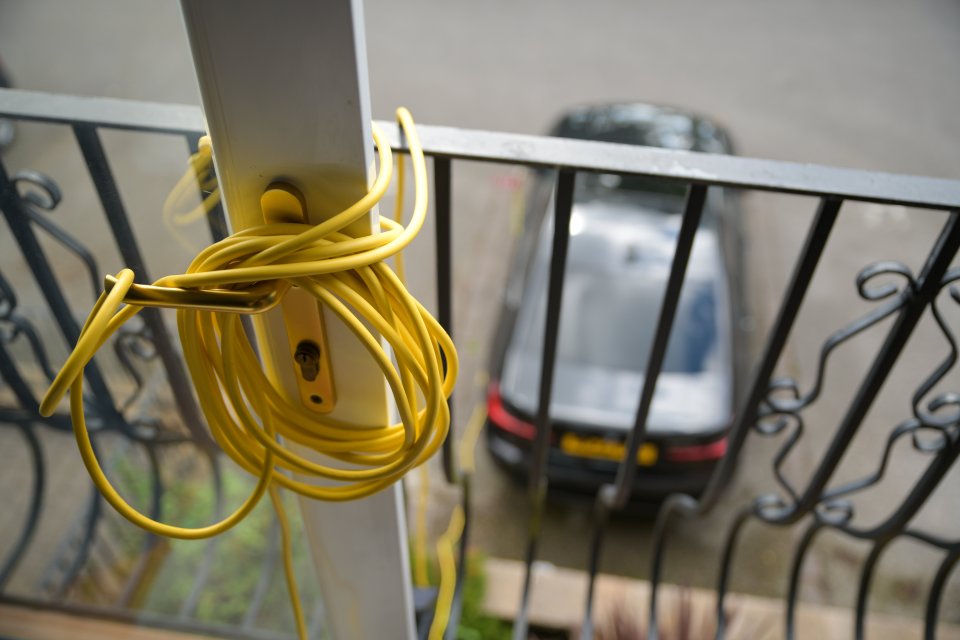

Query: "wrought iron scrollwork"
left=0, top=154, right=215, bottom=613
left=113, top=315, right=159, bottom=413
left=1, top=272, right=54, bottom=372
left=11, top=170, right=102, bottom=300
left=0, top=268, right=57, bottom=405
left=750, top=257, right=960, bottom=525
left=912, top=266, right=960, bottom=429
left=750, top=261, right=923, bottom=516
left=740, top=242, right=960, bottom=639
left=763, top=261, right=917, bottom=417
left=693, top=220, right=960, bottom=640
left=11, top=169, right=61, bottom=210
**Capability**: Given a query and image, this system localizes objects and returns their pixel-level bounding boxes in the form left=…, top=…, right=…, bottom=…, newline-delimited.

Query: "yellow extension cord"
left=39, top=108, right=463, bottom=640
left=162, top=134, right=221, bottom=252
left=425, top=401, right=485, bottom=640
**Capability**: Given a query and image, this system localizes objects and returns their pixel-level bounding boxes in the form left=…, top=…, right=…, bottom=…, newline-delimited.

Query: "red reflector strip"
left=665, top=437, right=728, bottom=462
left=487, top=383, right=536, bottom=441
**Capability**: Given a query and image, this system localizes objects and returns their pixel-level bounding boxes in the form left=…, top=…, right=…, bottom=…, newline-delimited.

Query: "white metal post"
left=178, top=2, right=416, bottom=638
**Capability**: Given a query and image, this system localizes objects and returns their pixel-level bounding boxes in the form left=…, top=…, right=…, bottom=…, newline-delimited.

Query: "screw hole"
left=310, top=394, right=323, bottom=404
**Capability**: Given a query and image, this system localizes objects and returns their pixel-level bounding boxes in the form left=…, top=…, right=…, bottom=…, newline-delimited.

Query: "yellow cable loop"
left=429, top=505, right=465, bottom=640
left=162, top=135, right=221, bottom=251
left=39, top=108, right=461, bottom=639
left=428, top=398, right=487, bottom=638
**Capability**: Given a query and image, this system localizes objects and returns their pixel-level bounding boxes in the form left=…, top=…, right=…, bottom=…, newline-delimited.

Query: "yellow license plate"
left=559, top=433, right=658, bottom=466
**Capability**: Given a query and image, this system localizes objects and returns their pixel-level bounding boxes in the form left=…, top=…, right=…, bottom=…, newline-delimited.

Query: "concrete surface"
left=0, top=0, right=958, bottom=630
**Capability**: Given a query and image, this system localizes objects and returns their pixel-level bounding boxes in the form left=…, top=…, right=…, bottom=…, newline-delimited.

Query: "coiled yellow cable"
left=39, top=108, right=459, bottom=638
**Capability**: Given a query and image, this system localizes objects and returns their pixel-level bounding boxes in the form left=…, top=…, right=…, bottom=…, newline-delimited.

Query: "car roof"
left=566, top=197, right=721, bottom=278
left=550, top=102, right=734, bottom=155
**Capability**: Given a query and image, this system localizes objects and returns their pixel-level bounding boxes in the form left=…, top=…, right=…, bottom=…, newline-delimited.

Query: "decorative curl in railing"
left=11, top=169, right=61, bottom=210
left=0, top=269, right=57, bottom=391
left=113, top=316, right=158, bottom=413
left=749, top=261, right=923, bottom=516
left=764, top=261, right=917, bottom=416
left=912, top=267, right=960, bottom=429
left=820, top=420, right=949, bottom=505
left=12, top=170, right=102, bottom=300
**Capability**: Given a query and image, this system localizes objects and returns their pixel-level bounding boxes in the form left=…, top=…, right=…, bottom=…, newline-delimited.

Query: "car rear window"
left=513, top=265, right=721, bottom=375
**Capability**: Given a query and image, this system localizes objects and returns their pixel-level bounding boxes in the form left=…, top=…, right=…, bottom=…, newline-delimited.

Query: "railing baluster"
left=0, top=338, right=38, bottom=409
left=713, top=504, right=754, bottom=639
left=925, top=550, right=959, bottom=640
left=429, top=155, right=470, bottom=639
left=0, top=158, right=122, bottom=425
left=584, top=183, right=706, bottom=640
left=657, top=194, right=839, bottom=516
left=52, top=485, right=101, bottom=598
left=434, top=156, right=456, bottom=484
left=512, top=168, right=575, bottom=640
left=785, top=521, right=826, bottom=640
left=852, top=539, right=889, bottom=640
left=612, top=183, right=707, bottom=508
left=579, top=499, right=608, bottom=640
left=0, top=423, right=45, bottom=590
left=72, top=125, right=214, bottom=451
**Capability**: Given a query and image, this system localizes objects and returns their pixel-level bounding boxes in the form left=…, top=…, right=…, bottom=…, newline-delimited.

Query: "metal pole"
left=178, top=2, right=416, bottom=638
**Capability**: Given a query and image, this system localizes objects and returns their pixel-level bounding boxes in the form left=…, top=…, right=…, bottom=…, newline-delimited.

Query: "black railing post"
left=434, top=156, right=457, bottom=484
left=512, top=168, right=576, bottom=640
left=0, top=159, right=122, bottom=424
left=611, top=184, right=707, bottom=509
left=73, top=124, right=214, bottom=451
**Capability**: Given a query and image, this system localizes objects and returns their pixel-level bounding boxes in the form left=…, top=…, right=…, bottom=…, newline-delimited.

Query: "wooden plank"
left=0, top=604, right=215, bottom=640
left=483, top=558, right=960, bottom=640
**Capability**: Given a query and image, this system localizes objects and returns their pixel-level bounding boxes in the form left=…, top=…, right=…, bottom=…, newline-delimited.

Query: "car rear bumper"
left=486, top=424, right=716, bottom=503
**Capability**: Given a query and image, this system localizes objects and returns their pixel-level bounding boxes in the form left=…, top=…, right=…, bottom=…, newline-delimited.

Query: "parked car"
left=485, top=103, right=745, bottom=505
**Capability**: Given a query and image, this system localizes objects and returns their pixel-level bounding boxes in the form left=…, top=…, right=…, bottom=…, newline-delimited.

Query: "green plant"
left=105, top=448, right=317, bottom=633
left=456, top=551, right=512, bottom=640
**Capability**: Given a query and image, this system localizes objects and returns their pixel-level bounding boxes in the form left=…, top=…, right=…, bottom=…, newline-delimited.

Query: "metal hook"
left=104, top=275, right=284, bottom=314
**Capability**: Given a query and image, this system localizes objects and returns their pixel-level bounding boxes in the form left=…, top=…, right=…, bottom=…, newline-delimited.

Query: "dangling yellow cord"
left=162, top=135, right=221, bottom=251
left=427, top=402, right=488, bottom=639
left=396, top=147, right=433, bottom=591
left=428, top=505, right=465, bottom=640
left=270, top=485, right=308, bottom=640
left=39, top=108, right=459, bottom=639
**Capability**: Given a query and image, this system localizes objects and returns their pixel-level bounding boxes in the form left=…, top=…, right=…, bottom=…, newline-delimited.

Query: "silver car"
left=485, top=104, right=744, bottom=504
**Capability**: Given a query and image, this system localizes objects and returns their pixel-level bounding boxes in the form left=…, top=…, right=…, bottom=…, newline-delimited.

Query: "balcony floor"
left=0, top=603, right=215, bottom=640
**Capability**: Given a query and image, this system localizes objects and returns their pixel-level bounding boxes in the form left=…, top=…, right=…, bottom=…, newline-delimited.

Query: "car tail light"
left=665, top=437, right=728, bottom=462
left=487, top=382, right=536, bottom=441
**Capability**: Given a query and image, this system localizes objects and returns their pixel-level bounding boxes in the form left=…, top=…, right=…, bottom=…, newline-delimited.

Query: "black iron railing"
left=1, top=88, right=959, bottom=639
